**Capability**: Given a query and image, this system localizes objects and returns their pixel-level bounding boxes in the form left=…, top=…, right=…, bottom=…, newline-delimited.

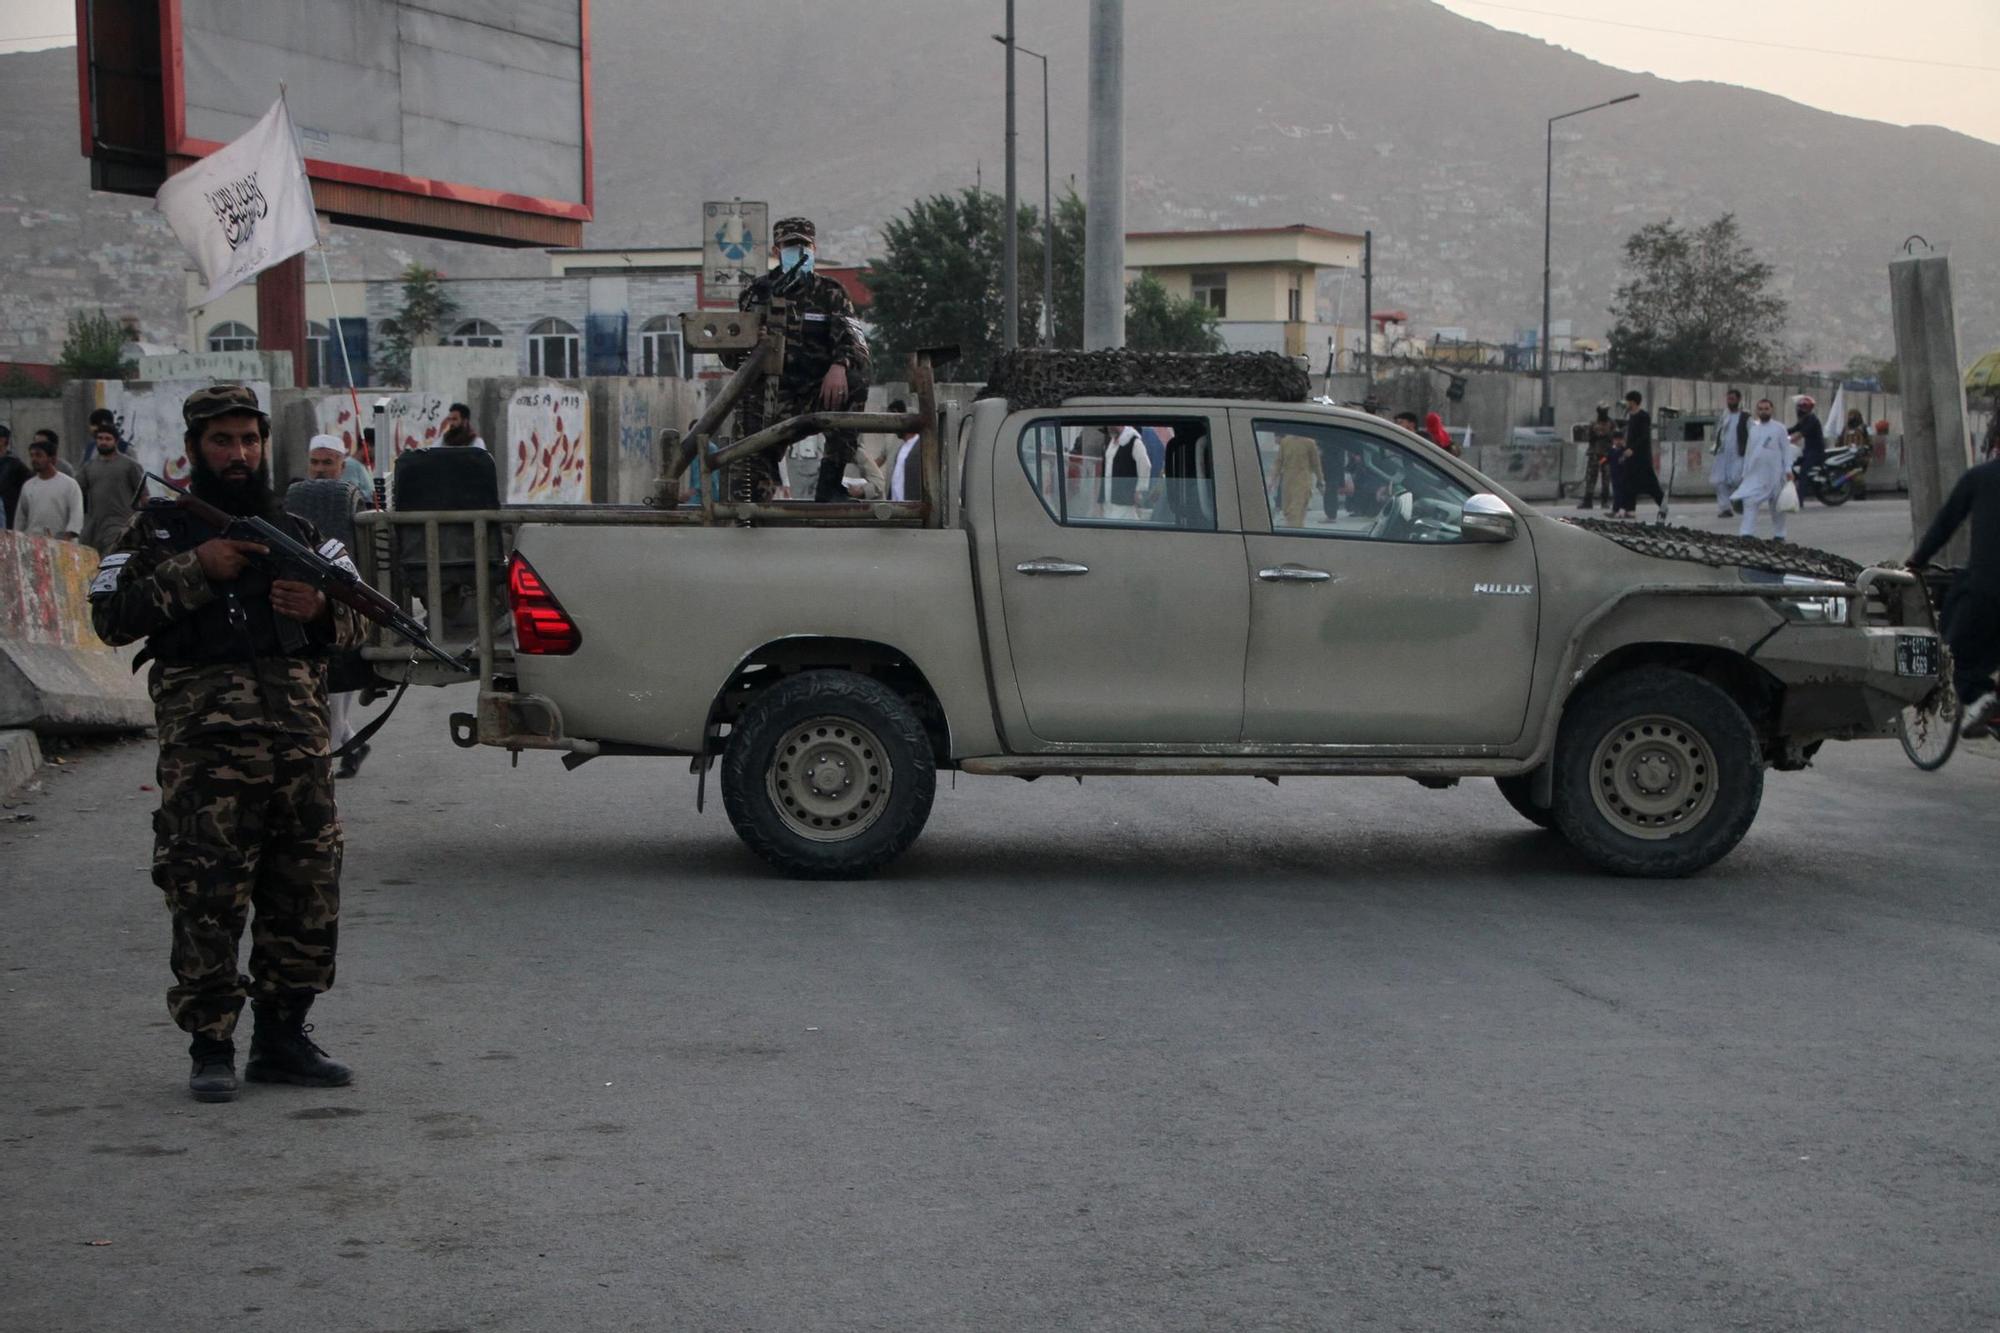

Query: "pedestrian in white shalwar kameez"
left=1708, top=390, right=1749, bottom=517
left=1732, top=398, right=1796, bottom=540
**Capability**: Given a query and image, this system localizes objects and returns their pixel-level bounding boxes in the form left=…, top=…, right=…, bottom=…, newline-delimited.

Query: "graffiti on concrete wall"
left=616, top=384, right=655, bottom=461
left=315, top=394, right=446, bottom=467
left=506, top=386, right=590, bottom=504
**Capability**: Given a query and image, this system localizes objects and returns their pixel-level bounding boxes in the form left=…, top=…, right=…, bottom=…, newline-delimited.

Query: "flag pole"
left=278, top=83, right=371, bottom=472
left=315, top=244, right=370, bottom=467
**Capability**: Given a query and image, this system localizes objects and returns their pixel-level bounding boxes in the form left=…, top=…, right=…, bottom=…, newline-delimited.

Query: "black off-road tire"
left=1493, top=772, right=1557, bottom=830
left=1818, top=482, right=1850, bottom=507
left=1550, top=668, right=1763, bottom=878
left=720, top=670, right=936, bottom=879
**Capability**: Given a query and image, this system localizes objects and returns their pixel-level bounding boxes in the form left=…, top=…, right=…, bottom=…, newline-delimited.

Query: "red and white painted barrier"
left=0, top=532, right=150, bottom=732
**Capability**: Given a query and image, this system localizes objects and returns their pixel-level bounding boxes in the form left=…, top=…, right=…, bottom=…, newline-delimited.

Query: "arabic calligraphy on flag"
left=155, top=97, right=320, bottom=305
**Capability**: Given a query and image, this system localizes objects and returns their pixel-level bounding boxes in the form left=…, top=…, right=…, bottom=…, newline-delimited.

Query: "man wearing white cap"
left=291, top=435, right=376, bottom=776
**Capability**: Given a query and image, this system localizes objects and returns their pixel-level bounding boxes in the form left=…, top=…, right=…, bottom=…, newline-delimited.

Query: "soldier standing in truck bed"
left=90, top=385, right=366, bottom=1102
left=727, top=216, right=871, bottom=501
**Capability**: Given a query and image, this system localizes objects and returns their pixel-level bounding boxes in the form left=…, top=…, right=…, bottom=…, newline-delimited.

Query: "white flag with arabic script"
left=156, top=97, right=320, bottom=306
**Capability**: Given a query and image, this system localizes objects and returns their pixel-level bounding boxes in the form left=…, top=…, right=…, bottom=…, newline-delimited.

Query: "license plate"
left=1896, top=633, right=1939, bottom=678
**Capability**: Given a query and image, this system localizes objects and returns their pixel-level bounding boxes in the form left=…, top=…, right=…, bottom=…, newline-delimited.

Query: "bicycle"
left=1896, top=565, right=1969, bottom=770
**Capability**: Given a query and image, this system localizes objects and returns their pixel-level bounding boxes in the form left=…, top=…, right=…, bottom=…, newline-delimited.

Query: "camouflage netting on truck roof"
left=977, top=349, right=1311, bottom=409
left=1562, top=517, right=1865, bottom=582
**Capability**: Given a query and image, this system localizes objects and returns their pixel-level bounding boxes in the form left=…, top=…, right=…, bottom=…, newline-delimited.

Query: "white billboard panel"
left=176, top=0, right=588, bottom=217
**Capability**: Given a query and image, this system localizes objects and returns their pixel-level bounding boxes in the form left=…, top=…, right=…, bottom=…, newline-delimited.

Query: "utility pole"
left=1540, top=93, right=1639, bottom=426
left=1361, top=230, right=1374, bottom=393
left=994, top=35, right=1054, bottom=346
left=1084, top=0, right=1124, bottom=350
left=1002, top=1, right=1019, bottom=352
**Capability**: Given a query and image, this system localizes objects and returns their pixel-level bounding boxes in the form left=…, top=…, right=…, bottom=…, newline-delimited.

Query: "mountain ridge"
left=2, top=0, right=1993, bottom=366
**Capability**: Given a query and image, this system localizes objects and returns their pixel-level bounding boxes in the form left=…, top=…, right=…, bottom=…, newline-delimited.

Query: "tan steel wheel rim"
left=1589, top=714, right=1718, bottom=841
left=767, top=717, right=891, bottom=843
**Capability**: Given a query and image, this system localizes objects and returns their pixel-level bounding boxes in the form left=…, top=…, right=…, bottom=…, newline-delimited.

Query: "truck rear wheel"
left=1550, top=668, right=1763, bottom=878
left=721, top=670, right=936, bottom=879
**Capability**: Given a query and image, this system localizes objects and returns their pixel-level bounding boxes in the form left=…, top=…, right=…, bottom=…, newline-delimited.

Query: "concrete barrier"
left=0, top=532, right=151, bottom=732
left=0, top=727, right=41, bottom=797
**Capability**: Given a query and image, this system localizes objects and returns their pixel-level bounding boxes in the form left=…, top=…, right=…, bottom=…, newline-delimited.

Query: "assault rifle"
left=146, top=472, right=471, bottom=672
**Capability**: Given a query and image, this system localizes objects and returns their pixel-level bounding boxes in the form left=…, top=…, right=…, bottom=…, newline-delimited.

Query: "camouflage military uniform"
left=91, top=499, right=364, bottom=1041
left=728, top=217, right=871, bottom=501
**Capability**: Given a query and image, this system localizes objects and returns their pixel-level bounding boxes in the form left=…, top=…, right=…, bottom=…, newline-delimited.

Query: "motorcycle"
left=1799, top=441, right=1870, bottom=506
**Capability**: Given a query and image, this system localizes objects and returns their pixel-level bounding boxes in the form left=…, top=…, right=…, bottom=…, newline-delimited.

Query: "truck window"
left=1018, top=418, right=1217, bottom=532
left=1252, top=420, right=1473, bottom=544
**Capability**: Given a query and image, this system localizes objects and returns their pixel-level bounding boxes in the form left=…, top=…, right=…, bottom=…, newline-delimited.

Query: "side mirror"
left=1460, top=492, right=1517, bottom=543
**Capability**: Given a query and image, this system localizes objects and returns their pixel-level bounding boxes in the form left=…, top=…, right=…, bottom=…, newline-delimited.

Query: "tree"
left=1047, top=186, right=1087, bottom=350
left=1843, top=353, right=1899, bottom=394
left=1124, top=273, right=1225, bottom=353
left=862, top=188, right=1043, bottom=382
left=1605, top=215, right=1788, bottom=380
left=57, top=307, right=129, bottom=380
left=866, top=184, right=1223, bottom=375
left=375, top=264, right=458, bottom=387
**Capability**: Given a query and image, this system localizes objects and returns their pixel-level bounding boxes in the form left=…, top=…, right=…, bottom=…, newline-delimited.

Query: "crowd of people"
left=0, top=410, right=147, bottom=548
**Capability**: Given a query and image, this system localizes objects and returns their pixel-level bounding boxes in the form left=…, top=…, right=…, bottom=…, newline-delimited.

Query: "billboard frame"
left=77, top=0, right=593, bottom=244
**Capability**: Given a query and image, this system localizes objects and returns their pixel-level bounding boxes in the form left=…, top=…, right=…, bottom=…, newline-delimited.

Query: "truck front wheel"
left=720, top=670, right=937, bottom=878
left=1550, top=668, right=1763, bottom=878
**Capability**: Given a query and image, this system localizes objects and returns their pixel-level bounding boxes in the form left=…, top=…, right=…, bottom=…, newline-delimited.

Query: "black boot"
left=245, top=1005, right=352, bottom=1087
left=188, top=1035, right=238, bottom=1103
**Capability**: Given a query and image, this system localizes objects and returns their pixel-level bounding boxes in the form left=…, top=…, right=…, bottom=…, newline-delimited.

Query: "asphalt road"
left=3, top=497, right=1996, bottom=1332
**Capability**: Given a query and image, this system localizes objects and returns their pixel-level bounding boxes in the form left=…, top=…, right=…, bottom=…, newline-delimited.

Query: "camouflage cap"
left=773, top=216, right=816, bottom=245
left=182, top=383, right=267, bottom=428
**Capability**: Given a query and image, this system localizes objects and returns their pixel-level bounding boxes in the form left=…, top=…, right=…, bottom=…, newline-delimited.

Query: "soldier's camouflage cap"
left=182, top=383, right=268, bottom=428
left=773, top=216, right=816, bottom=245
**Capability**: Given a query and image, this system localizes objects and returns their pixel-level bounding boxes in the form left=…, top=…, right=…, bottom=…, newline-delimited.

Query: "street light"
left=994, top=33, right=1053, bottom=346
left=1540, top=92, right=1639, bottom=426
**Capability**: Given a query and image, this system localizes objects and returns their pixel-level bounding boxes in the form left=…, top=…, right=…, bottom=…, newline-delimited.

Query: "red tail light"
left=507, top=552, right=582, bottom=655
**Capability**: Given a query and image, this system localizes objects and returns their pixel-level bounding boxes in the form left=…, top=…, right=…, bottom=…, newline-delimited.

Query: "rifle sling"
left=333, top=677, right=412, bottom=760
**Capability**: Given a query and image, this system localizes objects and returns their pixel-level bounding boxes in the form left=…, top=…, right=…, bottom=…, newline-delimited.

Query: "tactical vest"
left=136, top=500, right=324, bottom=667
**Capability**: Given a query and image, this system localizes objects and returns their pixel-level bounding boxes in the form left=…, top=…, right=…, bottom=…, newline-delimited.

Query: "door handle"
left=1015, top=559, right=1090, bottom=576
left=1258, top=564, right=1332, bottom=583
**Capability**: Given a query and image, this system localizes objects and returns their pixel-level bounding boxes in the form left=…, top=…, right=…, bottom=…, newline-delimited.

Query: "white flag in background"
left=156, top=97, right=319, bottom=306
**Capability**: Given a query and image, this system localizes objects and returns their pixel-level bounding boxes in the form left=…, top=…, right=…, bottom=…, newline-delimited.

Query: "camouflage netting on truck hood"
left=977, top=349, right=1311, bottom=409
left=1561, top=517, right=1865, bottom=582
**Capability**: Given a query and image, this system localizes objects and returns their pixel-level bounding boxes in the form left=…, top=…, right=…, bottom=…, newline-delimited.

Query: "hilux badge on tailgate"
left=1474, top=583, right=1534, bottom=596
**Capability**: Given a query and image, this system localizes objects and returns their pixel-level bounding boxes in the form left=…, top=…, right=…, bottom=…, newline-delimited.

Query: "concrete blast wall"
left=0, top=532, right=150, bottom=732
left=468, top=375, right=706, bottom=506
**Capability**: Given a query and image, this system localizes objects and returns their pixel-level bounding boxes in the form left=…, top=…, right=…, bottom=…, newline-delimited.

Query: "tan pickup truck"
left=364, top=371, right=1940, bottom=881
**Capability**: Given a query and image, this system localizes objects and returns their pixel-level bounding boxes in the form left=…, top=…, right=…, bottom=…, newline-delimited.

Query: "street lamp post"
left=994, top=34, right=1053, bottom=345
left=1002, top=2, right=1018, bottom=352
left=1540, top=92, right=1639, bottom=427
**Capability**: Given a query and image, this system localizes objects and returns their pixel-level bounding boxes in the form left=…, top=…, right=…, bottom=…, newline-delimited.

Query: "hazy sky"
left=1431, top=0, right=2000, bottom=144
left=6, top=0, right=1995, bottom=144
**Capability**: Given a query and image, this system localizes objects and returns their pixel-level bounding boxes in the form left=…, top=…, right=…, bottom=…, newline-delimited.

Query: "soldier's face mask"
left=779, top=244, right=815, bottom=274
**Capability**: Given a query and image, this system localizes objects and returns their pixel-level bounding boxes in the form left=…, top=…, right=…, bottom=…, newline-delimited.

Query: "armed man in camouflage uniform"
left=90, top=386, right=366, bottom=1102
left=727, top=215, right=871, bottom=501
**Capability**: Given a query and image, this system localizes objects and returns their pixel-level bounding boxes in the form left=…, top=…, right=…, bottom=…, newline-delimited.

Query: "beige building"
left=1124, top=225, right=1365, bottom=361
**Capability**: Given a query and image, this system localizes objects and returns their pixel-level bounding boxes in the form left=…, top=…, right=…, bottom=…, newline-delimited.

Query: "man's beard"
left=443, top=422, right=474, bottom=447
left=189, top=451, right=278, bottom=518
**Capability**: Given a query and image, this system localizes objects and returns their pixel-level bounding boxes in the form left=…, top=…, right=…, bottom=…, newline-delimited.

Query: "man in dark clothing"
left=1577, top=404, right=1617, bottom=510
left=1791, top=395, right=1826, bottom=480
left=1906, top=457, right=2000, bottom=735
left=725, top=216, right=871, bottom=502
left=1612, top=389, right=1665, bottom=520
left=0, top=423, right=29, bottom=528
left=90, top=384, right=366, bottom=1102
